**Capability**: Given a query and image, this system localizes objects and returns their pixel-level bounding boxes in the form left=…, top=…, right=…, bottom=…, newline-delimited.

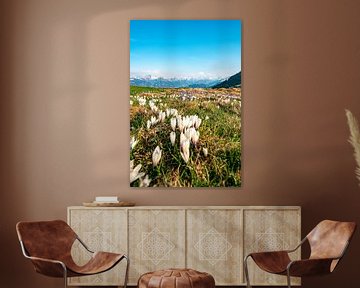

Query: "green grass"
left=130, top=86, right=241, bottom=187
left=130, top=86, right=166, bottom=95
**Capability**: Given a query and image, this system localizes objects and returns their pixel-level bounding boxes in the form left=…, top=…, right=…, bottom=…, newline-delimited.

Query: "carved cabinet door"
left=186, top=209, right=243, bottom=285
left=68, top=208, right=128, bottom=286
left=128, top=209, right=186, bottom=284
left=243, top=209, right=301, bottom=286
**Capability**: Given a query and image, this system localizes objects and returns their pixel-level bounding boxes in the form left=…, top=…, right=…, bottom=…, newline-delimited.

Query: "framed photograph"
left=130, top=20, right=241, bottom=187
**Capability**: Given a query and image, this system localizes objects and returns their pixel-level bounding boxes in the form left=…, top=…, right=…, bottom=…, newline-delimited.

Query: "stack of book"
left=83, top=196, right=135, bottom=207
left=93, top=196, right=119, bottom=204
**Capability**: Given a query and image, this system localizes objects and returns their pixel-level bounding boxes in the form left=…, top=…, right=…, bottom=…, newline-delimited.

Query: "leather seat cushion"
left=138, top=268, right=215, bottom=288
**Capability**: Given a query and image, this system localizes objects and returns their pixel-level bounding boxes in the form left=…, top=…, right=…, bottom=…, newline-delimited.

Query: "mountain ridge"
left=130, top=72, right=241, bottom=89
left=212, top=72, right=241, bottom=88
left=130, top=77, right=223, bottom=88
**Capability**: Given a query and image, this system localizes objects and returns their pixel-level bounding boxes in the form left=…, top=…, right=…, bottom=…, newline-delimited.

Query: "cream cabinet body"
left=67, top=206, right=301, bottom=286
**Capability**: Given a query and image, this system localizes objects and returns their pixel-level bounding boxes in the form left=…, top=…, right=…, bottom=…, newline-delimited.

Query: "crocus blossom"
left=170, top=118, right=177, bottom=131
left=180, top=139, right=190, bottom=163
left=152, top=146, right=162, bottom=166
left=170, top=132, right=176, bottom=146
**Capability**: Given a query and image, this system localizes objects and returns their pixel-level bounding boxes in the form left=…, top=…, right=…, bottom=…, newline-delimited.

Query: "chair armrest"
left=285, top=237, right=307, bottom=253
left=26, top=255, right=65, bottom=265
left=19, top=240, right=67, bottom=277
left=76, top=236, right=94, bottom=253
left=26, top=255, right=67, bottom=278
left=245, top=237, right=306, bottom=259
left=246, top=251, right=291, bottom=274
left=287, top=258, right=336, bottom=277
left=247, top=250, right=290, bottom=258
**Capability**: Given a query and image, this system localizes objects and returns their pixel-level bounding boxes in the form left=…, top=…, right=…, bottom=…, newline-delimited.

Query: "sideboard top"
left=68, top=205, right=301, bottom=210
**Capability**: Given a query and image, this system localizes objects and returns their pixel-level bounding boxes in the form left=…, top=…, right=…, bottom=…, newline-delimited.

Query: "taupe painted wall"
left=1, top=0, right=360, bottom=287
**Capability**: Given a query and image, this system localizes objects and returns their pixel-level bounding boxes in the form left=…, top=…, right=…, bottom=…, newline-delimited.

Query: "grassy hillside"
left=130, top=86, right=166, bottom=95
left=212, top=72, right=241, bottom=88
left=130, top=86, right=241, bottom=187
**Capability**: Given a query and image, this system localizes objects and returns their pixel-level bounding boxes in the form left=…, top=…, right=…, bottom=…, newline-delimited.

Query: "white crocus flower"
left=190, top=115, right=198, bottom=127
left=202, top=147, right=208, bottom=157
left=177, top=117, right=184, bottom=132
left=130, top=161, right=145, bottom=183
left=170, top=132, right=176, bottom=146
left=139, top=175, right=151, bottom=187
left=184, top=128, right=190, bottom=139
left=138, top=98, right=146, bottom=106
left=152, top=146, right=162, bottom=167
left=158, top=111, right=166, bottom=122
left=130, top=136, right=138, bottom=150
left=186, top=127, right=196, bottom=141
left=195, top=118, right=202, bottom=129
left=180, top=139, right=190, bottom=163
left=171, top=108, right=178, bottom=117
left=170, top=118, right=177, bottom=131
left=182, top=116, right=191, bottom=129
left=180, top=132, right=187, bottom=146
left=205, top=116, right=209, bottom=120
left=147, top=120, right=151, bottom=129
left=191, top=130, right=200, bottom=145
left=151, top=116, right=157, bottom=125
left=149, top=101, right=158, bottom=112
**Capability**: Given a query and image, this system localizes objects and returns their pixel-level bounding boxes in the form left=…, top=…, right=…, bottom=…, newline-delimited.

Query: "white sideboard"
left=67, top=206, right=301, bottom=286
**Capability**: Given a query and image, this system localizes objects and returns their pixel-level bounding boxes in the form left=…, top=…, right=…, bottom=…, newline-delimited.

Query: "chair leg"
left=286, top=270, right=291, bottom=288
left=244, top=255, right=252, bottom=288
left=123, top=255, right=130, bottom=288
left=62, top=264, right=68, bottom=288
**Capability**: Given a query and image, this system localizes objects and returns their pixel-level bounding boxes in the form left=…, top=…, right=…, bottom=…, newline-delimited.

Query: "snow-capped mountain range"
left=130, top=76, right=224, bottom=88
left=130, top=71, right=241, bottom=88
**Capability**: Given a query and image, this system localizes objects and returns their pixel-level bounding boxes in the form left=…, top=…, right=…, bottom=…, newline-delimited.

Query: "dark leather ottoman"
left=138, top=268, right=215, bottom=288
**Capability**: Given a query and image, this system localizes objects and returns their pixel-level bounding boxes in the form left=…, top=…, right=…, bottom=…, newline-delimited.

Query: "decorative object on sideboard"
left=244, top=220, right=357, bottom=288
left=82, top=196, right=135, bottom=207
left=94, top=196, right=119, bottom=203
left=83, top=201, right=135, bottom=207
left=83, top=196, right=135, bottom=207
left=345, top=109, right=360, bottom=185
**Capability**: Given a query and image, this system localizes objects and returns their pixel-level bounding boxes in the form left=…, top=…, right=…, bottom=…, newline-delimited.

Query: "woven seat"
left=138, top=268, right=215, bottom=288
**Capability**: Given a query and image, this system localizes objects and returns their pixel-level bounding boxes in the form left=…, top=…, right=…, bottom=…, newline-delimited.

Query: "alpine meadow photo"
left=130, top=20, right=242, bottom=187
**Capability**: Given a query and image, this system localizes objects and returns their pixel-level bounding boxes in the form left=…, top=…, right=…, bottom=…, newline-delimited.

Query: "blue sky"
left=130, top=20, right=241, bottom=79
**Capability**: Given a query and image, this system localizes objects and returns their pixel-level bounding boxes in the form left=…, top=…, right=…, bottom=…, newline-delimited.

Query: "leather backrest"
left=307, top=220, right=356, bottom=260
left=16, top=220, right=77, bottom=261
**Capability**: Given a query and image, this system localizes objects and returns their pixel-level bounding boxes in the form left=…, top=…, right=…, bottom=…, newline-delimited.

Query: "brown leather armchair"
left=16, top=220, right=129, bottom=288
left=244, top=220, right=356, bottom=288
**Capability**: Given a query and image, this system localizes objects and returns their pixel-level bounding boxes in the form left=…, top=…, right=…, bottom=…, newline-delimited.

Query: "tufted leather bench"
left=138, top=268, right=215, bottom=288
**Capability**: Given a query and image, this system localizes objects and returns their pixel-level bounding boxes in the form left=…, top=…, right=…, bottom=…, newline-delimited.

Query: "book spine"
left=93, top=201, right=119, bottom=204
left=95, top=196, right=118, bottom=202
